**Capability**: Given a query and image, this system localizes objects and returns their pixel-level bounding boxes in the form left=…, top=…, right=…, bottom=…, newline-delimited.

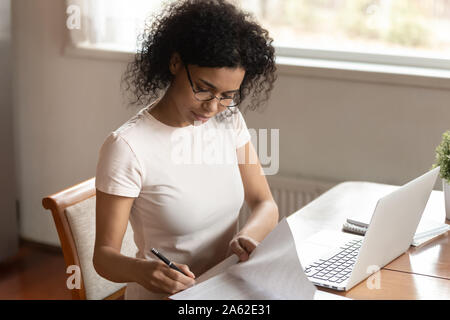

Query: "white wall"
left=12, top=0, right=135, bottom=245
left=0, top=0, right=18, bottom=261
left=12, top=0, right=450, bottom=246
left=248, top=73, right=449, bottom=185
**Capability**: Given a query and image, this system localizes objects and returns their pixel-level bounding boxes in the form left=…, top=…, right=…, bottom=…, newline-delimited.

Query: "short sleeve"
left=95, top=133, right=142, bottom=197
left=234, top=111, right=251, bottom=149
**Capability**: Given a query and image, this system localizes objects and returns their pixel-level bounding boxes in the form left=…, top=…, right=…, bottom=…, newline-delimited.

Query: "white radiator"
left=238, top=175, right=336, bottom=229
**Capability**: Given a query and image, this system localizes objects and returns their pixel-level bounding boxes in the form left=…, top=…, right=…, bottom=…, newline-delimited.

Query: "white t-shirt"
left=95, top=104, right=251, bottom=299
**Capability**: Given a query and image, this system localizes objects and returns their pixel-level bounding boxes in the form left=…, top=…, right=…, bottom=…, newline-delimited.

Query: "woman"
left=93, top=0, right=279, bottom=300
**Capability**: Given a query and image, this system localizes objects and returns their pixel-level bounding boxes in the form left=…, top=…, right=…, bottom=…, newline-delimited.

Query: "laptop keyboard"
left=304, top=239, right=363, bottom=284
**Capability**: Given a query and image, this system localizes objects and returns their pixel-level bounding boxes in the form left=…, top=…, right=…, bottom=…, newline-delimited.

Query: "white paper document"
left=170, top=218, right=317, bottom=300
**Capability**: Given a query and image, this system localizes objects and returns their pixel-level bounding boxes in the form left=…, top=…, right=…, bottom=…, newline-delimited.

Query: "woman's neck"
left=149, top=94, right=190, bottom=128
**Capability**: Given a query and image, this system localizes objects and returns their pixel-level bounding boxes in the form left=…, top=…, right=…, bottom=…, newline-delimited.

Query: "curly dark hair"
left=122, top=0, right=277, bottom=116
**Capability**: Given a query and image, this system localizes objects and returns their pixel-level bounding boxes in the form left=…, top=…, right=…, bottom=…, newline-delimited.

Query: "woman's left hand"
left=229, top=234, right=260, bottom=262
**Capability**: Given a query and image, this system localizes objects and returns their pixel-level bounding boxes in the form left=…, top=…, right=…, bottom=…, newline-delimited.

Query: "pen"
left=151, top=248, right=187, bottom=276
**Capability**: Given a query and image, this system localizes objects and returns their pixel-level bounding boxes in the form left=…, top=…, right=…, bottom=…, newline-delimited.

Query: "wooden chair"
left=42, top=177, right=137, bottom=300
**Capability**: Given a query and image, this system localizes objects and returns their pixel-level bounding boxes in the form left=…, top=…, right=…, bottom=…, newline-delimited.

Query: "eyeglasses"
left=184, top=64, right=241, bottom=109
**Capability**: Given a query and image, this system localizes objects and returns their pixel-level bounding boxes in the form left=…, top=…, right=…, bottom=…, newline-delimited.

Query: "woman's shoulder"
left=114, top=107, right=150, bottom=135
left=105, top=107, right=161, bottom=146
left=98, top=107, right=155, bottom=155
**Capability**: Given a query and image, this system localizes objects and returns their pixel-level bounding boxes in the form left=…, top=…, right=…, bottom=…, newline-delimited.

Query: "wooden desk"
left=319, top=269, right=450, bottom=300
left=287, top=181, right=450, bottom=300
left=385, top=233, right=449, bottom=280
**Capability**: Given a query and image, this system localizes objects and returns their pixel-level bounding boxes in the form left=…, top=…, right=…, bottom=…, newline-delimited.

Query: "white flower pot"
left=444, top=180, right=450, bottom=221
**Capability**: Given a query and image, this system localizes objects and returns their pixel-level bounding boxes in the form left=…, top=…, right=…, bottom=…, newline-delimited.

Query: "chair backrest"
left=42, top=178, right=138, bottom=300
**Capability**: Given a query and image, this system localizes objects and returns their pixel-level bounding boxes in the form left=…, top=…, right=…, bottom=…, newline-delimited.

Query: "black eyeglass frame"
left=184, top=64, right=241, bottom=109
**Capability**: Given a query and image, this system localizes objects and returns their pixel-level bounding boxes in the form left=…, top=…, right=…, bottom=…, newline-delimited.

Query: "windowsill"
left=276, top=56, right=450, bottom=90
left=63, top=43, right=134, bottom=62
left=64, top=43, right=450, bottom=90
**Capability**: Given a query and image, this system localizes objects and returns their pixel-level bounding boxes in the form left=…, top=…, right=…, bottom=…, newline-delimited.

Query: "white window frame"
left=276, top=46, right=450, bottom=71
left=63, top=1, right=450, bottom=90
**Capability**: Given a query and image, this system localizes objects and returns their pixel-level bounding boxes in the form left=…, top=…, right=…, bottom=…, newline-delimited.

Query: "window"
left=66, top=0, right=450, bottom=70
left=67, top=0, right=177, bottom=52
left=241, top=0, right=450, bottom=69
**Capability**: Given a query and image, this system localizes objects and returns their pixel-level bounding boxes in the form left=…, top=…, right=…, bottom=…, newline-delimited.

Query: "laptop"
left=303, top=166, right=440, bottom=291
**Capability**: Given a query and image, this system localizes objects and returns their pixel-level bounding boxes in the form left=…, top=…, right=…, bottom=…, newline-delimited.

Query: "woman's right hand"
left=134, top=259, right=196, bottom=295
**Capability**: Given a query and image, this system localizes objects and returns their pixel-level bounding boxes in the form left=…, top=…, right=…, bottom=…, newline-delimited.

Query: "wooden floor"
left=0, top=240, right=72, bottom=300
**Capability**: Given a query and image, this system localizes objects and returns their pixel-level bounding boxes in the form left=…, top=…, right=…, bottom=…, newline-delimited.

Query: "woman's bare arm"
left=93, top=190, right=140, bottom=283
left=229, top=141, right=279, bottom=261
left=237, top=140, right=279, bottom=240
left=93, top=189, right=196, bottom=294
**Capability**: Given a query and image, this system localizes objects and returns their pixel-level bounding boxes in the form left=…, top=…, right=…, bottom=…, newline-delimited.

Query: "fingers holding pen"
left=141, top=260, right=195, bottom=294
left=164, top=263, right=196, bottom=288
left=135, top=248, right=197, bottom=295
left=151, top=247, right=190, bottom=277
left=173, top=262, right=196, bottom=279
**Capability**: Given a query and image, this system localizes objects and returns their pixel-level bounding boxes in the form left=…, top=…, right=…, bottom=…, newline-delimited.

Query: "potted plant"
left=433, top=130, right=450, bottom=220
